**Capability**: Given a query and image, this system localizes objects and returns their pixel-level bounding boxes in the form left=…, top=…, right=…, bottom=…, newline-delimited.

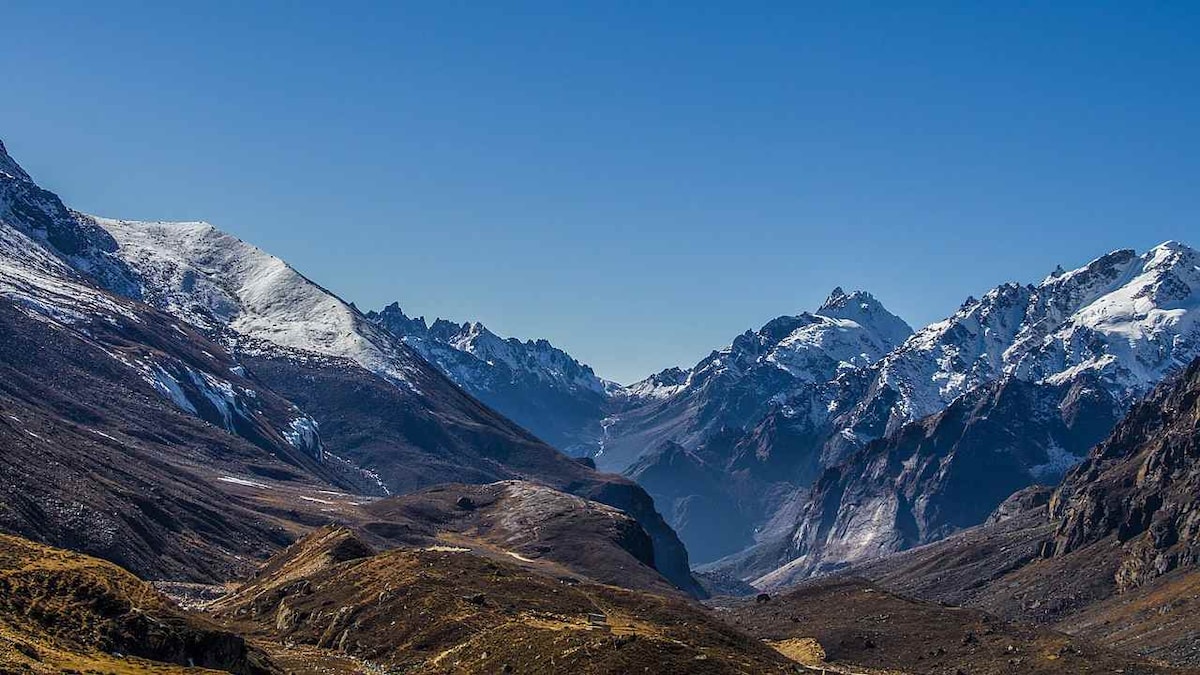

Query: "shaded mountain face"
left=624, top=441, right=754, bottom=564
left=366, top=302, right=611, bottom=453
left=741, top=375, right=1122, bottom=583
left=0, top=139, right=700, bottom=598
left=0, top=295, right=346, bottom=582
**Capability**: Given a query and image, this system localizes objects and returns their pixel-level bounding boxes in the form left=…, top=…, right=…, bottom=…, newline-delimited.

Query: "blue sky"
left=2, top=3, right=1198, bottom=383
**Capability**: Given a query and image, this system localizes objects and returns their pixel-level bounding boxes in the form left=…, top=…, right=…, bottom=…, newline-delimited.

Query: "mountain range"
left=360, top=234, right=1200, bottom=575
left=4, top=135, right=1200, bottom=673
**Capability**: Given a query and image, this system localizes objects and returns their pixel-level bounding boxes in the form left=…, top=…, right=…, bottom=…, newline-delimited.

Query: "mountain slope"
left=750, top=374, right=1121, bottom=583
left=358, top=481, right=678, bottom=596
left=591, top=291, right=914, bottom=562
left=795, top=358, right=1200, bottom=668
left=0, top=143, right=358, bottom=581
left=1049, top=356, right=1200, bottom=591
left=723, top=577, right=1184, bottom=675
left=210, top=527, right=801, bottom=674
left=0, top=532, right=274, bottom=674
left=94, top=217, right=424, bottom=388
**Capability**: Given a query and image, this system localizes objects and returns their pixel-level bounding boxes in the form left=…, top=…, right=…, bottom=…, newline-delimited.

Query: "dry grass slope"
left=0, top=534, right=274, bottom=675
left=212, top=527, right=798, bottom=674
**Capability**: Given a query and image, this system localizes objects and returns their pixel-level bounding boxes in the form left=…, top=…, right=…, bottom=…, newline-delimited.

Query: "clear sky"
left=2, top=3, right=1198, bottom=383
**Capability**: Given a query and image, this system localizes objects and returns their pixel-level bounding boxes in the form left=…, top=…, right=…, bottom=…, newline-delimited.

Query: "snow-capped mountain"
left=623, top=366, right=690, bottom=401
left=594, top=288, right=913, bottom=473
left=367, top=303, right=611, bottom=451
left=0, top=141, right=328, bottom=466
left=727, top=243, right=1200, bottom=583
left=1013, top=242, right=1200, bottom=391
left=586, top=290, right=913, bottom=563
left=828, top=243, right=1200, bottom=458
left=0, top=138, right=702, bottom=596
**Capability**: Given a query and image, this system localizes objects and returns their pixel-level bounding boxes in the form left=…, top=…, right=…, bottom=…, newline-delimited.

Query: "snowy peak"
left=93, top=217, right=423, bottom=390
left=1032, top=248, right=1139, bottom=318
left=371, top=302, right=430, bottom=337
left=0, top=140, right=30, bottom=182
left=820, top=286, right=848, bottom=309
left=366, top=300, right=612, bottom=450
left=367, top=302, right=608, bottom=397
left=1015, top=240, right=1200, bottom=391
left=625, top=366, right=691, bottom=400
left=648, top=288, right=912, bottom=402
left=1134, top=240, right=1198, bottom=308
left=757, top=289, right=912, bottom=382
left=815, top=287, right=913, bottom=347
left=0, top=143, right=139, bottom=299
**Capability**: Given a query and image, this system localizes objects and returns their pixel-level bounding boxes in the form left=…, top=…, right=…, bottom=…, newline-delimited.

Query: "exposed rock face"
left=987, top=485, right=1053, bottom=525
left=1049, top=357, right=1200, bottom=591
left=751, top=375, right=1121, bottom=582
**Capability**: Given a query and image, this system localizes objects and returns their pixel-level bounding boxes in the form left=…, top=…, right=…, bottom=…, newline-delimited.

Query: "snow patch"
left=217, top=476, right=271, bottom=489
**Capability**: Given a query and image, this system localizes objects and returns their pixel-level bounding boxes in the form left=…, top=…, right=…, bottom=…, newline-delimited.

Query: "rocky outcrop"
left=1049, top=357, right=1200, bottom=591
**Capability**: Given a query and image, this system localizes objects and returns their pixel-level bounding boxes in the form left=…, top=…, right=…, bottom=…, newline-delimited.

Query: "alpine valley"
left=3, top=136, right=1200, bottom=674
